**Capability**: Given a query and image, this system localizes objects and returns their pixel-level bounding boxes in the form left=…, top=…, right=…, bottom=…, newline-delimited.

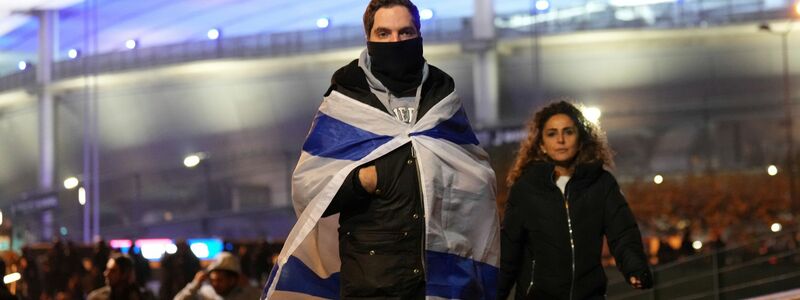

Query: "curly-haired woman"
left=497, top=101, right=652, bottom=299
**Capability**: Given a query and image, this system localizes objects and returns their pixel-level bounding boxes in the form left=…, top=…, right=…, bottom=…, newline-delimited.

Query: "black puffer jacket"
left=322, top=59, right=455, bottom=298
left=498, top=162, right=652, bottom=300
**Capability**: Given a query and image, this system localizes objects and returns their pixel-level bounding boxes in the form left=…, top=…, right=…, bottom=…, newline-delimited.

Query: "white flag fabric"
left=262, top=89, right=500, bottom=299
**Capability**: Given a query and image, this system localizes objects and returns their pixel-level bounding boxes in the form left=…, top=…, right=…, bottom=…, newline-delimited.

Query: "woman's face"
left=540, top=113, right=580, bottom=165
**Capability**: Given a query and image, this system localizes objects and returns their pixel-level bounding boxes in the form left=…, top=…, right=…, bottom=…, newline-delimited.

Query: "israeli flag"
left=262, top=89, right=500, bottom=299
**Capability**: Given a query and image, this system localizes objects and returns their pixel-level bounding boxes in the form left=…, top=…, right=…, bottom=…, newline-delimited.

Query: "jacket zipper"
left=411, top=145, right=427, bottom=281
left=554, top=170, right=576, bottom=300
left=564, top=189, right=576, bottom=300
left=526, top=259, right=536, bottom=295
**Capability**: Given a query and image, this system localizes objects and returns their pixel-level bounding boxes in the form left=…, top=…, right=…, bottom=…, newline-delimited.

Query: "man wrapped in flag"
left=262, top=0, right=500, bottom=298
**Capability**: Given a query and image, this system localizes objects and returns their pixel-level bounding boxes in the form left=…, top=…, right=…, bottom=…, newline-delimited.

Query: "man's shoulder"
left=422, top=64, right=455, bottom=96
left=426, top=64, right=454, bottom=83
left=87, top=286, right=111, bottom=300
left=330, top=59, right=368, bottom=92
left=234, top=285, right=264, bottom=300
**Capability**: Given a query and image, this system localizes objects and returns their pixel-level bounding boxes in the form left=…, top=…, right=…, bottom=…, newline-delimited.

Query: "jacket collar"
left=526, top=160, right=604, bottom=189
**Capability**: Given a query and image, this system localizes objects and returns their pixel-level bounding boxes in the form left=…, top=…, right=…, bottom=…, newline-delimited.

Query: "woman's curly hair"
left=506, top=100, right=614, bottom=187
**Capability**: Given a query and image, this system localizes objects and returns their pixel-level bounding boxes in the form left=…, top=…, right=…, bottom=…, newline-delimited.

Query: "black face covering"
left=367, top=37, right=425, bottom=95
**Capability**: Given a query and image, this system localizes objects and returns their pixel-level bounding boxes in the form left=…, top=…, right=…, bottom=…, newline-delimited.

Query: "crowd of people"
left=0, top=239, right=274, bottom=300
left=621, top=171, right=798, bottom=265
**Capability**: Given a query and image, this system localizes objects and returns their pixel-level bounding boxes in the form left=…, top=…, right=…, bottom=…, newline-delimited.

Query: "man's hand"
left=193, top=271, right=208, bottom=285
left=358, top=165, right=378, bottom=194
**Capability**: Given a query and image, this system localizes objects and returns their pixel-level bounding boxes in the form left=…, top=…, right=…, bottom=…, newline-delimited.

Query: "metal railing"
left=608, top=228, right=800, bottom=299
left=0, top=0, right=794, bottom=93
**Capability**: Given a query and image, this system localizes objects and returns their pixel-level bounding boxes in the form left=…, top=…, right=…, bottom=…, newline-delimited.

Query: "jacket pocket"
left=526, top=259, right=536, bottom=296
left=345, top=231, right=411, bottom=254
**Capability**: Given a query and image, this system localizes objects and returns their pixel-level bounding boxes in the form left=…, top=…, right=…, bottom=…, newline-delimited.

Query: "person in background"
left=159, top=241, right=200, bottom=300
left=0, top=259, right=16, bottom=300
left=498, top=101, right=652, bottom=299
left=173, top=252, right=260, bottom=300
left=87, top=254, right=154, bottom=300
left=91, top=240, right=112, bottom=291
left=126, top=246, right=151, bottom=288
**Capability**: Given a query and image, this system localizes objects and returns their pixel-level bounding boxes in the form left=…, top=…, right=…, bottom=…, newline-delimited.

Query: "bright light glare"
left=183, top=155, right=201, bottom=168
left=207, top=28, right=220, bottom=40
left=165, top=243, right=178, bottom=254
left=3, top=273, right=20, bottom=284
left=535, top=0, right=550, bottom=11
left=64, top=177, right=79, bottom=189
left=420, top=8, right=434, bottom=20
left=68, top=49, right=79, bottom=59
left=140, top=245, right=165, bottom=259
left=582, top=106, right=602, bottom=124
left=136, top=239, right=174, bottom=259
left=109, top=239, right=133, bottom=248
left=17, top=61, right=27, bottom=70
left=610, top=0, right=677, bottom=7
left=692, top=241, right=703, bottom=250
left=0, top=210, right=3, bottom=227
left=795, top=1, right=800, bottom=16
left=188, top=239, right=224, bottom=260
left=79, top=187, right=86, bottom=205
left=654, top=175, right=664, bottom=185
left=125, top=39, right=137, bottom=49
left=767, top=165, right=778, bottom=176
left=316, top=17, right=330, bottom=29
left=771, top=223, right=782, bottom=233
left=190, top=243, right=210, bottom=258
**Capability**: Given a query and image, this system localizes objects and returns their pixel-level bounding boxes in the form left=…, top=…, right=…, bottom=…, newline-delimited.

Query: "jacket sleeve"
left=323, top=164, right=371, bottom=217
left=603, top=175, right=653, bottom=288
left=173, top=281, right=201, bottom=300
left=498, top=180, right=530, bottom=299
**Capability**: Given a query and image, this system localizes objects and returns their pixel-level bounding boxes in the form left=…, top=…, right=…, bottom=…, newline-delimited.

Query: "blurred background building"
left=0, top=0, right=799, bottom=298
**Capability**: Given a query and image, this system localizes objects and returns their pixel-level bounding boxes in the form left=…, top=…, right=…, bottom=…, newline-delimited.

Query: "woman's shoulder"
left=510, top=161, right=552, bottom=191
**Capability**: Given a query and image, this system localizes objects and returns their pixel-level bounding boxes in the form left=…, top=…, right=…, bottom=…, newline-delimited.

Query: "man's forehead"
left=373, top=6, right=414, bottom=26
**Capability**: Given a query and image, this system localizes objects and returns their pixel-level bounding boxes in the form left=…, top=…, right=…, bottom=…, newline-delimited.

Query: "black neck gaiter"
left=367, top=37, right=425, bottom=95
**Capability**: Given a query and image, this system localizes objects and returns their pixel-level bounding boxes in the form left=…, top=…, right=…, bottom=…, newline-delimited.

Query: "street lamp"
left=759, top=8, right=798, bottom=215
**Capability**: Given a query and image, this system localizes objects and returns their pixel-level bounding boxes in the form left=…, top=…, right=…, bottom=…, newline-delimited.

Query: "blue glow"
left=187, top=238, right=224, bottom=260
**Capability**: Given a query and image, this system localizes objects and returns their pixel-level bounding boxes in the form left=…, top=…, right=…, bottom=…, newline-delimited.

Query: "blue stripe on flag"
left=261, top=265, right=278, bottom=299
left=426, top=250, right=498, bottom=300
left=411, top=107, right=479, bottom=145
left=274, top=255, right=340, bottom=299
left=302, top=112, right=394, bottom=161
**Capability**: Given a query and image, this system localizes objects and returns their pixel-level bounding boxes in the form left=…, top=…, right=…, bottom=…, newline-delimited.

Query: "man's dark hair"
left=363, top=0, right=421, bottom=38
left=110, top=254, right=134, bottom=274
left=211, top=269, right=239, bottom=279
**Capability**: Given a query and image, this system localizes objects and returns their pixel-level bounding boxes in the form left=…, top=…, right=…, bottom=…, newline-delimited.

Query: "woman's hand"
left=629, top=276, right=644, bottom=289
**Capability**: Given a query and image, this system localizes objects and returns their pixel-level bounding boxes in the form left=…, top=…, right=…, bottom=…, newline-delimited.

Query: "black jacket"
left=322, top=59, right=455, bottom=298
left=498, top=162, right=652, bottom=300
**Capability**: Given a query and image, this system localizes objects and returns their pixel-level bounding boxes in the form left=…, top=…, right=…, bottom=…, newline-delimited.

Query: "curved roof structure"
left=0, top=0, right=597, bottom=74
